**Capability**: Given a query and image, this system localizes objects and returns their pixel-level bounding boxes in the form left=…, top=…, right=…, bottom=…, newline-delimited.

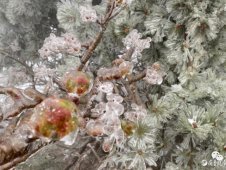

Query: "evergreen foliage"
left=1, top=0, right=226, bottom=169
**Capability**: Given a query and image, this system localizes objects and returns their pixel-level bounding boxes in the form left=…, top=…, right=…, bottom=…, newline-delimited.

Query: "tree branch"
left=0, top=86, right=45, bottom=120
left=128, top=69, right=147, bottom=84
left=78, top=0, right=117, bottom=71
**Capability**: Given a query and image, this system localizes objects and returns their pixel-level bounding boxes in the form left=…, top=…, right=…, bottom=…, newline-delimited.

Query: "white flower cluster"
left=89, top=81, right=158, bottom=169
left=38, top=33, right=81, bottom=58
left=122, top=29, right=152, bottom=62
left=79, top=6, right=97, bottom=23
left=86, top=81, right=125, bottom=152
left=33, top=65, right=56, bottom=82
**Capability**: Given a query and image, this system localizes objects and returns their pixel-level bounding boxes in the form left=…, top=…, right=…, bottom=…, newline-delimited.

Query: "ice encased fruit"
left=31, top=97, right=78, bottom=139
left=64, top=71, right=93, bottom=97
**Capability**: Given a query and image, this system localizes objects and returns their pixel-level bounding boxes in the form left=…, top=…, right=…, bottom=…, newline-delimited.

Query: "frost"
left=38, top=33, right=81, bottom=58
left=79, top=6, right=97, bottom=23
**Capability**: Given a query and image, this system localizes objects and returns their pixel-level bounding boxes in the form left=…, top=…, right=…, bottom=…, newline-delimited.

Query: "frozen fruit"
left=64, top=71, right=93, bottom=97
left=31, top=97, right=78, bottom=139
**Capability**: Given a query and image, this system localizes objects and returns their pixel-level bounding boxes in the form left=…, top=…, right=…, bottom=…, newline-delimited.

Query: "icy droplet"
left=31, top=97, right=78, bottom=140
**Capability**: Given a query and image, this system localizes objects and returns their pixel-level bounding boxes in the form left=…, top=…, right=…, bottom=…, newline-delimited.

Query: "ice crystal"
left=106, top=93, right=123, bottom=103
left=122, top=29, right=152, bottom=62
left=144, top=63, right=166, bottom=85
left=86, top=119, right=105, bottom=137
left=97, top=81, right=114, bottom=94
left=106, top=102, right=124, bottom=116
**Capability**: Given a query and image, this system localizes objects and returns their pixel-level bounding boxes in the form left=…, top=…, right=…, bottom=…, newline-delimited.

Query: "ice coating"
left=31, top=97, right=78, bottom=139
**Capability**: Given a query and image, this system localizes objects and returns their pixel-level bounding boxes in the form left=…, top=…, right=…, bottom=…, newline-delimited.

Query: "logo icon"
left=201, top=151, right=225, bottom=167
left=211, top=151, right=224, bottom=161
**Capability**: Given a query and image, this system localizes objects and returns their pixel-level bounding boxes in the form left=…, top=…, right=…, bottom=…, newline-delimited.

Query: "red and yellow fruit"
left=64, top=71, right=93, bottom=97
left=31, top=97, right=78, bottom=139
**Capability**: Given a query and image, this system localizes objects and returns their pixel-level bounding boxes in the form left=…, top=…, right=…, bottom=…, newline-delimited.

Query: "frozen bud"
left=114, top=129, right=124, bottom=145
left=122, top=29, right=142, bottom=48
left=125, top=104, right=147, bottom=122
left=63, top=33, right=81, bottom=54
left=106, top=102, right=124, bottom=116
left=119, top=61, right=133, bottom=76
left=97, top=81, right=114, bottom=94
left=122, top=29, right=151, bottom=63
left=31, top=98, right=78, bottom=140
left=103, top=116, right=121, bottom=134
left=86, top=120, right=104, bottom=137
left=63, top=71, right=93, bottom=97
left=79, top=6, right=97, bottom=22
left=144, top=63, right=165, bottom=85
left=123, top=29, right=151, bottom=50
left=121, top=120, right=136, bottom=136
left=188, top=117, right=198, bottom=128
left=107, top=93, right=123, bottom=103
left=91, top=102, right=107, bottom=117
left=102, top=136, right=115, bottom=152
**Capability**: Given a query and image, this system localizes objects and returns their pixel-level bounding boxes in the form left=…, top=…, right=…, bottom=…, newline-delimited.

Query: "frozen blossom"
left=91, top=102, right=107, bottom=117
left=102, top=136, right=115, bottom=153
left=125, top=103, right=147, bottom=122
left=106, top=93, right=123, bottom=103
left=106, top=102, right=124, bottom=116
left=144, top=63, right=166, bottom=85
left=118, top=60, right=133, bottom=76
left=122, top=29, right=152, bottom=62
left=33, top=65, right=56, bottom=82
left=38, top=33, right=81, bottom=58
left=86, top=119, right=105, bottom=137
left=79, top=6, right=97, bottom=22
left=97, top=60, right=133, bottom=80
left=88, top=92, right=125, bottom=152
left=97, top=81, right=114, bottom=94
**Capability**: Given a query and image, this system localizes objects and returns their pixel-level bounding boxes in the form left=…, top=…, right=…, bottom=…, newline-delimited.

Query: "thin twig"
left=128, top=70, right=147, bottom=84
left=0, top=86, right=45, bottom=120
left=87, top=143, right=101, bottom=163
left=78, top=0, right=117, bottom=71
